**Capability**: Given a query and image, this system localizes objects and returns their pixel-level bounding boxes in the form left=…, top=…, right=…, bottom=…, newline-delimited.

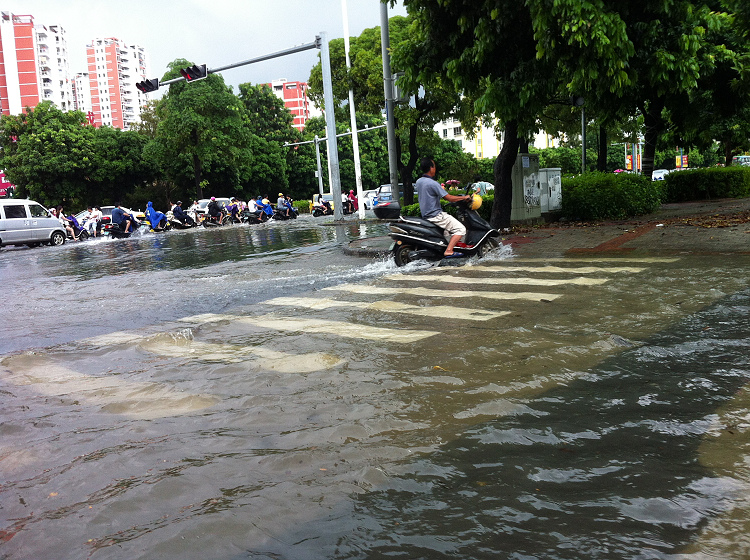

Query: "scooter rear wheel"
left=478, top=237, right=500, bottom=257
left=393, top=243, right=415, bottom=267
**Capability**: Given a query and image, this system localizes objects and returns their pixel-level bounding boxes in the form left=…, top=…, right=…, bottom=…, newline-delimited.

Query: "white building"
left=35, top=23, right=74, bottom=112
left=72, top=72, right=93, bottom=118
left=434, top=117, right=560, bottom=159
left=85, top=37, right=148, bottom=129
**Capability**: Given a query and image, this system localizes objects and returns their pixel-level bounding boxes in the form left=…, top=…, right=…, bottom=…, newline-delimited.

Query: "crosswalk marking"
left=384, top=274, right=608, bottom=286
left=458, top=265, right=646, bottom=274
left=326, top=283, right=562, bottom=301
left=138, top=336, right=345, bottom=372
left=265, top=296, right=510, bottom=321
left=1, top=353, right=219, bottom=419
left=236, top=315, right=440, bottom=342
left=509, top=257, right=680, bottom=263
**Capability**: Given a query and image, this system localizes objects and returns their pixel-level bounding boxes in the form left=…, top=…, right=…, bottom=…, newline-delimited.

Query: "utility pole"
left=380, top=3, right=400, bottom=202
left=342, top=0, right=365, bottom=219
left=319, top=32, right=344, bottom=220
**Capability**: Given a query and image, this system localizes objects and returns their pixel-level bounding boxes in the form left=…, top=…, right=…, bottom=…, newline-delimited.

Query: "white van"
left=0, top=199, right=66, bottom=248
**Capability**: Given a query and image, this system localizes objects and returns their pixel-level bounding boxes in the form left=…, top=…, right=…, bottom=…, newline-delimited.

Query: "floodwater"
left=1, top=216, right=750, bottom=559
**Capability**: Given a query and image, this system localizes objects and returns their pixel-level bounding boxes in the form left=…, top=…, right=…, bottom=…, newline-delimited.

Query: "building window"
left=454, top=126, right=462, bottom=136
left=443, top=129, right=448, bottom=138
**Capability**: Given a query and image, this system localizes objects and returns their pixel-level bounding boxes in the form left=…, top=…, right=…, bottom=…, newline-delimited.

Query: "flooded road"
left=1, top=216, right=750, bottom=559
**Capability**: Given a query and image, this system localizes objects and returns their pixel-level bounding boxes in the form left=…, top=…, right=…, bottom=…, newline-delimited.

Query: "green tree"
left=0, top=102, right=95, bottom=207
left=309, top=15, right=460, bottom=205
left=149, top=59, right=257, bottom=201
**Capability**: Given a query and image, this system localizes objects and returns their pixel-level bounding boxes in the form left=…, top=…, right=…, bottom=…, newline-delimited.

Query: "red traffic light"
left=180, top=64, right=208, bottom=82
left=136, top=78, right=159, bottom=93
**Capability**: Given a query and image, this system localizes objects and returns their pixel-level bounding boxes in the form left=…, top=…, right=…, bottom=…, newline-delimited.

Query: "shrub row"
left=661, top=167, right=750, bottom=202
left=397, top=167, right=750, bottom=224
left=401, top=193, right=495, bottom=223
left=561, top=172, right=663, bottom=221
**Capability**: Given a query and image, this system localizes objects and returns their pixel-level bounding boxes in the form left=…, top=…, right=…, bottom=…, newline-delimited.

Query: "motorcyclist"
left=276, top=192, right=290, bottom=217
left=145, top=201, right=168, bottom=231
left=226, top=197, right=240, bottom=222
left=111, top=203, right=136, bottom=233
left=206, top=196, right=224, bottom=223
left=172, top=201, right=195, bottom=226
left=416, top=157, right=471, bottom=257
left=317, top=194, right=332, bottom=215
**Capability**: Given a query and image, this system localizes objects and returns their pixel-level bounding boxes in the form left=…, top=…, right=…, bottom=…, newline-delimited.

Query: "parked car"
left=0, top=199, right=66, bottom=248
left=651, top=169, right=673, bottom=181
left=732, top=155, right=750, bottom=167
left=362, top=189, right=378, bottom=210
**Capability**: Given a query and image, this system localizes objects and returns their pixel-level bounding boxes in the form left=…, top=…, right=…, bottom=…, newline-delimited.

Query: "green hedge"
left=661, top=167, right=750, bottom=202
left=401, top=193, right=495, bottom=222
left=561, top=172, right=663, bottom=221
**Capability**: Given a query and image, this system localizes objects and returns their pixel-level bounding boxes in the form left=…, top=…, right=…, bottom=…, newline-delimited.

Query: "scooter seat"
left=397, top=215, right=438, bottom=229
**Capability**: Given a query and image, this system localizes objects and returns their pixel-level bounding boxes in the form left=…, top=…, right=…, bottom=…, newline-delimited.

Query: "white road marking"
left=236, top=315, right=440, bottom=342
left=265, top=296, right=510, bottom=321
left=453, top=265, right=646, bottom=274
left=1, top=354, right=219, bottom=419
left=138, top=335, right=345, bottom=372
left=326, top=284, right=562, bottom=301
left=384, top=274, right=608, bottom=286
left=509, top=257, right=680, bottom=263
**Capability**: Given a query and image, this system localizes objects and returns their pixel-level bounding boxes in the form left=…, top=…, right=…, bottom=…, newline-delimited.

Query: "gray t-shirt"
left=416, top=175, right=446, bottom=218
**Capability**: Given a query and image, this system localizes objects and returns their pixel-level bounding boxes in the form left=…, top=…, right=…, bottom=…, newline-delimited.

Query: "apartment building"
left=267, top=79, right=321, bottom=131
left=434, top=117, right=559, bottom=159
left=0, top=11, right=73, bottom=115
left=85, top=37, right=148, bottom=130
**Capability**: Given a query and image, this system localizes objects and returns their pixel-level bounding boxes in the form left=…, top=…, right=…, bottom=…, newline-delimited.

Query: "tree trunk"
left=193, top=152, right=203, bottom=200
left=491, top=120, right=520, bottom=230
left=519, top=137, right=529, bottom=153
left=640, top=98, right=665, bottom=180
left=724, top=142, right=734, bottom=166
left=597, top=126, right=607, bottom=171
left=398, top=122, right=419, bottom=206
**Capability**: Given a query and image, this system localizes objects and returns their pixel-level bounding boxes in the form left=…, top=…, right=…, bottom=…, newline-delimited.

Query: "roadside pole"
left=342, top=0, right=365, bottom=219
left=380, top=3, right=400, bottom=202
left=141, top=36, right=342, bottom=208
left=320, top=32, right=344, bottom=221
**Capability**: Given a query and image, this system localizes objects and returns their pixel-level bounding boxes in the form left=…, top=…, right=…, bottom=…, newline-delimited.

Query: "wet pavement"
left=2, top=202, right=750, bottom=559
left=348, top=197, right=750, bottom=258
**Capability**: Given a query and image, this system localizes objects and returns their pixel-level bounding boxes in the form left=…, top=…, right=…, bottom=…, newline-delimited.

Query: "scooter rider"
left=111, top=203, right=135, bottom=233
left=416, top=157, right=471, bottom=257
left=207, top=196, right=223, bottom=222
left=172, top=201, right=195, bottom=226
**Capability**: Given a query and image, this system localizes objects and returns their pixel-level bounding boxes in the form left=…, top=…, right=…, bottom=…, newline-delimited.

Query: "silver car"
left=0, top=199, right=66, bottom=248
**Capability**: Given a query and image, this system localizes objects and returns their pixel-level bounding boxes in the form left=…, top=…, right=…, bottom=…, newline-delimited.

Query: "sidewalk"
left=346, top=197, right=750, bottom=258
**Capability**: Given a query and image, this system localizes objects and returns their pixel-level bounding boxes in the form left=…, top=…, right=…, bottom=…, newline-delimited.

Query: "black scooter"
left=388, top=189, right=500, bottom=266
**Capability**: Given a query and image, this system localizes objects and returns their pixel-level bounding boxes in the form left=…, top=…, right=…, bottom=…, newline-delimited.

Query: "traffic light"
left=180, top=64, right=208, bottom=82
left=136, top=78, right=159, bottom=93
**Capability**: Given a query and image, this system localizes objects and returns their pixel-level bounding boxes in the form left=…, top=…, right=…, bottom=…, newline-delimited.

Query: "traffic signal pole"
left=146, top=36, right=343, bottom=216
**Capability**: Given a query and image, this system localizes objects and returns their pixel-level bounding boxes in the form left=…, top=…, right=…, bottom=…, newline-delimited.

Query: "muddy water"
left=1, top=218, right=750, bottom=559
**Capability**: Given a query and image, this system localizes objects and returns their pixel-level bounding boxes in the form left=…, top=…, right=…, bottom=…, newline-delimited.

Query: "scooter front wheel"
left=393, top=243, right=415, bottom=267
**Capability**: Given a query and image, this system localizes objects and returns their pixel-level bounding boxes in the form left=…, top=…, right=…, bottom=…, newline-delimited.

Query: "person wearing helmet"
left=172, top=201, right=195, bottom=226
left=207, top=196, right=223, bottom=222
left=415, top=157, right=471, bottom=257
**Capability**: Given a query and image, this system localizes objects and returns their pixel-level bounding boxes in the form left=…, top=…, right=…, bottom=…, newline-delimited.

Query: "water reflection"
left=336, top=290, right=750, bottom=559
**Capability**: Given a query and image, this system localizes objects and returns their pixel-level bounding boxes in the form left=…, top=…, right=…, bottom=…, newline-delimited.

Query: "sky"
left=4, top=0, right=408, bottom=94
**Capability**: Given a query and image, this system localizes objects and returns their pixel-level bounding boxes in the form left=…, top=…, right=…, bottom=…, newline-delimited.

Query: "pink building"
left=84, top=37, right=148, bottom=130
left=266, top=79, right=320, bottom=131
left=0, top=12, right=40, bottom=115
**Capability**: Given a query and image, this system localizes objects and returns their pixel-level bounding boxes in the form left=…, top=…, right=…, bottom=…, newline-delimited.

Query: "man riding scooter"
left=416, top=157, right=472, bottom=257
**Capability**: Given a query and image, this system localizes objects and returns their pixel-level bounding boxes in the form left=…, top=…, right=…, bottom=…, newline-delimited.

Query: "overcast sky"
left=4, top=0, right=407, bottom=93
